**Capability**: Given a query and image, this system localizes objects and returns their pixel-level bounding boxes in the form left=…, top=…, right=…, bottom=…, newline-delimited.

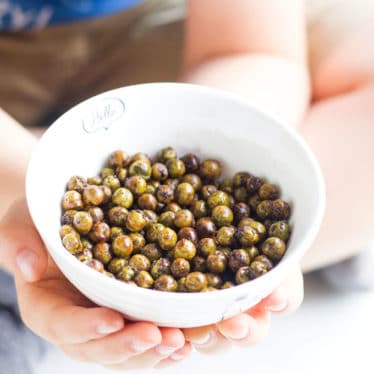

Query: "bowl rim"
left=26, top=82, right=326, bottom=301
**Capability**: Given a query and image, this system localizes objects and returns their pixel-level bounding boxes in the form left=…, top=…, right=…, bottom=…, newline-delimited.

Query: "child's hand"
left=184, top=268, right=303, bottom=354
left=0, top=199, right=191, bottom=370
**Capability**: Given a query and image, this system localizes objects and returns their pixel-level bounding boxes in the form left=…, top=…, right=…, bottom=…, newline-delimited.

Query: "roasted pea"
left=112, top=235, right=133, bottom=257
left=146, top=223, right=165, bottom=243
left=129, top=160, right=152, bottom=179
left=75, top=248, right=93, bottom=262
left=85, top=259, right=105, bottom=273
left=256, top=200, right=273, bottom=220
left=178, top=227, right=199, bottom=246
left=62, top=233, right=82, bottom=254
left=88, top=207, right=104, bottom=223
left=246, top=246, right=260, bottom=260
left=207, top=190, right=230, bottom=209
left=154, top=275, right=178, bottom=292
left=81, top=239, right=93, bottom=251
left=157, top=147, right=177, bottom=163
left=138, top=193, right=158, bottom=211
left=182, top=174, right=202, bottom=191
left=61, top=210, right=77, bottom=225
left=222, top=281, right=235, bottom=289
left=117, top=265, right=136, bottom=281
left=112, top=188, right=134, bottom=208
left=212, top=205, right=233, bottom=227
left=215, top=226, right=236, bottom=247
left=142, top=210, right=158, bottom=225
left=238, top=217, right=254, bottom=227
left=87, top=176, right=102, bottom=185
left=262, top=237, right=286, bottom=260
left=234, top=187, right=248, bottom=203
left=165, top=178, right=179, bottom=190
left=181, top=153, right=200, bottom=172
left=217, top=247, right=231, bottom=259
left=156, top=185, right=174, bottom=204
left=171, top=258, right=190, bottom=278
left=156, top=202, right=166, bottom=214
left=228, top=249, right=251, bottom=272
left=108, top=258, right=128, bottom=274
left=126, top=210, right=147, bottom=232
left=207, top=252, right=227, bottom=273
left=108, top=150, right=131, bottom=168
left=254, top=255, right=273, bottom=270
left=108, top=206, right=128, bottom=226
left=196, top=217, right=216, bottom=238
left=198, top=238, right=217, bottom=257
left=220, top=178, right=234, bottom=194
left=67, top=176, right=87, bottom=192
left=93, top=242, right=112, bottom=264
left=258, top=183, right=279, bottom=200
left=173, top=239, right=196, bottom=260
left=235, top=266, right=252, bottom=284
left=151, top=162, right=168, bottom=181
left=100, top=185, right=112, bottom=204
left=235, top=225, right=260, bottom=246
left=73, top=211, right=93, bottom=234
left=124, top=175, right=147, bottom=195
left=166, top=202, right=181, bottom=213
left=90, top=222, right=110, bottom=242
left=246, top=176, right=263, bottom=195
left=249, top=194, right=261, bottom=212
left=62, top=190, right=83, bottom=210
left=199, top=159, right=221, bottom=180
left=140, top=243, right=162, bottom=261
left=248, top=221, right=266, bottom=239
left=233, top=172, right=251, bottom=188
left=271, top=199, right=291, bottom=220
left=158, top=211, right=175, bottom=228
left=100, top=167, right=115, bottom=178
left=117, top=168, right=128, bottom=182
left=166, top=159, right=186, bottom=178
left=158, top=227, right=178, bottom=250
left=129, top=254, right=151, bottom=272
left=233, top=202, right=250, bottom=222
left=190, top=200, right=209, bottom=219
left=174, top=209, right=194, bottom=228
left=110, top=227, right=124, bottom=241
left=132, top=152, right=151, bottom=163
left=201, top=184, right=217, bottom=200
left=175, top=182, right=195, bottom=206
left=192, top=256, right=207, bottom=272
left=177, top=277, right=188, bottom=292
left=250, top=261, right=268, bottom=278
left=135, top=270, right=154, bottom=288
left=103, top=175, right=121, bottom=192
left=268, top=221, right=290, bottom=241
left=151, top=258, right=171, bottom=279
left=59, top=225, right=77, bottom=239
left=185, top=272, right=208, bottom=292
left=206, top=273, right=223, bottom=288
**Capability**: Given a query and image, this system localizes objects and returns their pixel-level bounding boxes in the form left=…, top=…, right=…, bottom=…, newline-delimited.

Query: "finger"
left=259, top=267, right=304, bottom=314
left=155, top=343, right=193, bottom=369
left=106, top=327, right=185, bottom=369
left=0, top=198, right=48, bottom=281
left=70, top=322, right=162, bottom=365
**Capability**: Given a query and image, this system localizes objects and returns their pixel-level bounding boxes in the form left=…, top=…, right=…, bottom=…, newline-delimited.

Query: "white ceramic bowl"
left=26, top=83, right=325, bottom=328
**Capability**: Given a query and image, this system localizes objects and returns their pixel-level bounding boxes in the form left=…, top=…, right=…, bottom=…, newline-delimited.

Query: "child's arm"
left=182, top=0, right=310, bottom=129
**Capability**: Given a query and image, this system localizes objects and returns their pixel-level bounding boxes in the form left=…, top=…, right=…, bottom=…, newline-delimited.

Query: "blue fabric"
left=0, top=0, right=142, bottom=30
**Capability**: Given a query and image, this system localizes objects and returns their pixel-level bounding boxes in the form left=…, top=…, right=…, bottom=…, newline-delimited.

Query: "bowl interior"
left=26, top=83, right=324, bottom=305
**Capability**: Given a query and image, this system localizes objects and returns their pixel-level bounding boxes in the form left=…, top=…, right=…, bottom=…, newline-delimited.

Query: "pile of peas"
left=60, top=147, right=291, bottom=292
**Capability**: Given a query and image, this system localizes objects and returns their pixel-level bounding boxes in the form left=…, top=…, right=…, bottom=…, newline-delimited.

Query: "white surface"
left=26, top=83, right=325, bottom=327
left=36, top=274, right=374, bottom=374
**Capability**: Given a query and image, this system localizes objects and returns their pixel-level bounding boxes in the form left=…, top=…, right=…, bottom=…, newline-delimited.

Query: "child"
left=0, top=0, right=373, bottom=372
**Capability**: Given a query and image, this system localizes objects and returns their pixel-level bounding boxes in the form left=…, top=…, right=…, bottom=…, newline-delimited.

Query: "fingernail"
left=225, top=325, right=250, bottom=340
left=170, top=353, right=185, bottom=361
left=16, top=250, right=38, bottom=281
left=131, top=339, right=157, bottom=353
left=155, top=345, right=177, bottom=356
left=190, top=331, right=213, bottom=346
left=96, top=322, right=122, bottom=335
left=267, top=300, right=288, bottom=312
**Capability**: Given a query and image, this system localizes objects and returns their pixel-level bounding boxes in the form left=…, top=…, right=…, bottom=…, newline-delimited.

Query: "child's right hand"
left=0, top=198, right=191, bottom=370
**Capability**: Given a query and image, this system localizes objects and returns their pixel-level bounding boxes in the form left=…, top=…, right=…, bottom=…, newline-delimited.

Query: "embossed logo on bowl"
left=82, top=98, right=125, bottom=133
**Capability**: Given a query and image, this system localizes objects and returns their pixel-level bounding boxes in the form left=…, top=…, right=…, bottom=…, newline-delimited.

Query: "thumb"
left=0, top=198, right=48, bottom=282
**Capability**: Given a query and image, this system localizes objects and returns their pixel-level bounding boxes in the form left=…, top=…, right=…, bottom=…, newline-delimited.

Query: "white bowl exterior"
left=26, top=83, right=325, bottom=327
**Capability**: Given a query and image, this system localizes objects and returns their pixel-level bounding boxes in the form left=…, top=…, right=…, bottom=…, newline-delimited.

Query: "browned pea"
left=108, top=150, right=131, bottom=168
left=171, top=258, right=190, bottom=278
left=62, top=190, right=83, bottom=210
left=83, top=186, right=105, bottom=206
left=125, top=176, right=147, bottom=195
left=220, top=178, right=234, bottom=194
left=174, top=209, right=195, bottom=228
left=177, top=277, right=188, bottom=292
left=202, top=286, right=217, bottom=292
left=249, top=194, right=261, bottom=212
left=112, top=188, right=134, bottom=208
left=246, top=246, right=260, bottom=260
left=85, top=259, right=105, bottom=273
left=222, top=281, right=235, bottom=289
left=233, top=202, right=250, bottom=222
left=195, top=217, right=216, bottom=238
left=175, top=182, right=195, bottom=206
left=200, top=185, right=217, bottom=201
left=88, top=207, right=104, bottom=223
left=166, top=202, right=181, bottom=213
left=117, top=168, right=128, bottom=182
left=62, top=233, right=82, bottom=254
left=215, top=226, right=236, bottom=246
left=190, top=200, right=209, bottom=219
left=268, top=221, right=290, bottom=241
left=206, top=273, right=223, bottom=288
left=154, top=275, right=178, bottom=292
left=233, top=172, right=251, bottom=188
left=173, top=239, right=196, bottom=260
left=207, top=190, right=230, bottom=209
left=87, top=176, right=102, bottom=185
left=158, top=227, right=178, bottom=251
left=228, top=249, right=251, bottom=272
left=258, top=183, right=279, bottom=200
left=59, top=225, right=77, bottom=239
left=250, top=261, right=268, bottom=278
left=271, top=199, right=291, bottom=220
left=235, top=266, right=252, bottom=284
left=140, top=243, right=162, bottom=261
left=212, top=205, right=233, bottom=227
left=198, top=238, right=217, bottom=257
left=165, top=178, right=180, bottom=191
left=112, top=234, right=133, bottom=257
left=108, top=258, right=128, bottom=274
left=138, top=193, right=158, bottom=211
left=236, top=225, right=260, bottom=246
left=181, top=153, right=200, bottom=172
left=217, top=247, right=231, bottom=259
left=166, top=159, right=186, bottom=178
left=75, top=248, right=93, bottom=262
left=145, top=184, right=156, bottom=195
left=246, top=176, right=263, bottom=195
left=129, top=233, right=146, bottom=251
left=73, top=211, right=93, bottom=235
left=256, top=200, right=273, bottom=220
left=135, top=271, right=155, bottom=288
left=129, top=254, right=151, bottom=272
left=67, top=176, right=87, bottom=192
left=81, top=239, right=93, bottom=251
left=156, top=202, right=166, bottom=214
left=192, top=256, right=207, bottom=272
left=254, top=255, right=273, bottom=270
left=156, top=184, right=174, bottom=204
left=262, top=237, right=286, bottom=260
left=100, top=167, right=115, bottom=178
left=151, top=162, right=169, bottom=181
left=117, top=265, right=136, bottom=281
left=185, top=272, right=208, bottom=292
left=90, top=222, right=110, bottom=243
left=129, top=160, right=152, bottom=180
left=110, top=227, right=124, bottom=241
left=182, top=174, right=202, bottom=191
left=126, top=210, right=147, bottom=232
left=238, top=217, right=254, bottom=227
left=93, top=242, right=112, bottom=264
left=103, top=175, right=121, bottom=192
left=158, top=211, right=175, bottom=228
left=132, top=152, right=151, bottom=163
left=108, top=206, right=128, bottom=226
left=264, top=219, right=273, bottom=231
left=143, top=210, right=158, bottom=225
left=178, top=227, right=199, bottom=246
left=100, top=185, right=112, bottom=204
left=234, top=187, right=248, bottom=203
left=207, top=251, right=227, bottom=273
left=146, top=223, right=165, bottom=243
left=151, top=258, right=171, bottom=279
left=61, top=210, right=77, bottom=225
left=199, top=159, right=221, bottom=180
left=157, top=147, right=177, bottom=163
left=248, top=221, right=267, bottom=239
